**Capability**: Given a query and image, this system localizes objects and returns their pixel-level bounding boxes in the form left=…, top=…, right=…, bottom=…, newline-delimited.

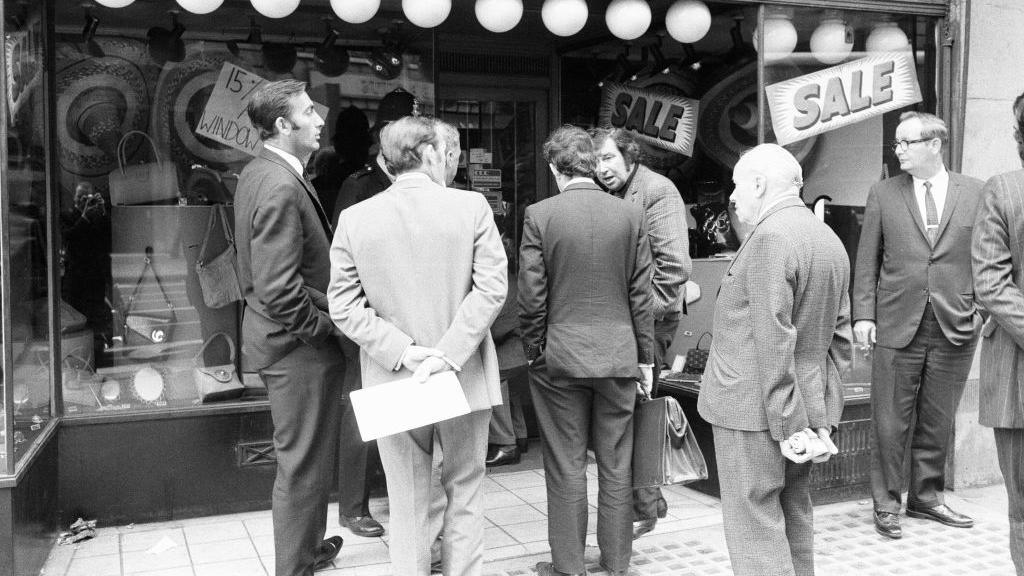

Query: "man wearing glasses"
left=853, top=111, right=984, bottom=540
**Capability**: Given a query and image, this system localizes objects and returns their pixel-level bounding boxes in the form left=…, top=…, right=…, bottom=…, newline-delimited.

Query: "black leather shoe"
left=340, top=515, right=384, bottom=537
left=874, top=511, right=902, bottom=539
left=536, top=561, right=586, bottom=575
left=485, top=444, right=521, bottom=467
left=906, top=504, right=974, bottom=528
left=632, top=518, right=657, bottom=540
left=516, top=438, right=530, bottom=454
left=430, top=559, right=442, bottom=574
left=313, top=535, right=343, bottom=571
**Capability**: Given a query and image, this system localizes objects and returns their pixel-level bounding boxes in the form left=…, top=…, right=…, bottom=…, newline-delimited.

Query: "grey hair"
left=736, top=143, right=804, bottom=193
left=899, top=111, right=948, bottom=145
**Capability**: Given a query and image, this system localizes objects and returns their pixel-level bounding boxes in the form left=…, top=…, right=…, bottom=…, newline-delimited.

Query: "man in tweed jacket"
left=971, top=91, right=1024, bottom=575
left=698, top=144, right=851, bottom=576
left=590, top=127, right=691, bottom=538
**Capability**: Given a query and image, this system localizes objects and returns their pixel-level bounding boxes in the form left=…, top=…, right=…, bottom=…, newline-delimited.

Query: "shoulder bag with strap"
left=122, top=248, right=176, bottom=347
left=193, top=332, right=245, bottom=403
left=195, top=205, right=242, bottom=309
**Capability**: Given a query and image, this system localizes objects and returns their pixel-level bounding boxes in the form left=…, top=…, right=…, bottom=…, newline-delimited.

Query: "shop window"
left=53, top=1, right=434, bottom=417
left=559, top=2, right=939, bottom=388
left=3, top=0, right=51, bottom=467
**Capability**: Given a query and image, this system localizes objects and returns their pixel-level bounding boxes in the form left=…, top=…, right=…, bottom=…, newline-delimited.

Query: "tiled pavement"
left=40, top=463, right=1017, bottom=576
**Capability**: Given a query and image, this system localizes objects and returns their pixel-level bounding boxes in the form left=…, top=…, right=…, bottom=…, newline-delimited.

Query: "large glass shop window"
left=54, top=1, right=433, bottom=416
left=5, top=0, right=51, bottom=464
left=559, top=3, right=937, bottom=388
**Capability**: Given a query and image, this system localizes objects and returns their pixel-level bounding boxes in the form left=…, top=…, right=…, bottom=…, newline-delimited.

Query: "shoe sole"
left=874, top=524, right=902, bottom=539
left=485, top=457, right=521, bottom=467
left=905, top=509, right=974, bottom=528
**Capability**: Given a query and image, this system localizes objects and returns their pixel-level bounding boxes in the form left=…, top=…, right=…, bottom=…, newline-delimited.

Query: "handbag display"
left=108, top=130, right=179, bottom=206
left=683, top=332, right=712, bottom=374
left=195, top=205, right=242, bottom=309
left=121, top=249, right=176, bottom=347
left=193, top=332, right=244, bottom=403
left=632, top=392, right=709, bottom=488
left=181, top=165, right=234, bottom=205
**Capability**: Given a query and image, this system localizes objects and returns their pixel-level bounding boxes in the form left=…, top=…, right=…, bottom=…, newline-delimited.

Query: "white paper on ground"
left=350, top=370, right=471, bottom=441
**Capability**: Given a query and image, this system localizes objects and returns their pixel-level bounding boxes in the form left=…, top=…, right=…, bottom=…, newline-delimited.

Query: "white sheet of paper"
left=350, top=371, right=471, bottom=441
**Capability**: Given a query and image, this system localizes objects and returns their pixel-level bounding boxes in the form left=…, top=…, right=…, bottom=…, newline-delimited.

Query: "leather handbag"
left=683, top=332, right=712, bottom=374
left=193, top=332, right=244, bottom=403
left=181, top=165, right=234, bottom=205
left=121, top=249, right=176, bottom=347
left=108, top=130, right=179, bottom=205
left=632, top=392, right=709, bottom=488
left=195, top=205, right=241, bottom=309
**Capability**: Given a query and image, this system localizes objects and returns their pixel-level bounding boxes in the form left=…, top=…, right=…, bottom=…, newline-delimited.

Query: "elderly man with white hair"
left=697, top=144, right=853, bottom=576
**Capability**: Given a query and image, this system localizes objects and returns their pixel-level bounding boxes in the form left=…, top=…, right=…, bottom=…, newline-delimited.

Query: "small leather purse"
left=193, top=332, right=244, bottom=403
left=683, top=332, right=712, bottom=374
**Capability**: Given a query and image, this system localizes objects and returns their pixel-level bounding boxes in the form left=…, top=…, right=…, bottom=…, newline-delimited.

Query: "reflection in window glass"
left=5, top=0, right=51, bottom=463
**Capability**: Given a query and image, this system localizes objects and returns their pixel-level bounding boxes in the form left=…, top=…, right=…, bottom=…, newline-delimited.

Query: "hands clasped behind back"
left=400, top=345, right=451, bottom=382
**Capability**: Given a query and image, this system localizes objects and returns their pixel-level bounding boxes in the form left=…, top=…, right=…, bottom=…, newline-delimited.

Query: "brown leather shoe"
left=906, top=504, right=974, bottom=528
left=535, top=561, right=586, bottom=576
left=340, top=515, right=384, bottom=537
left=874, top=510, right=902, bottom=539
left=313, top=535, right=343, bottom=571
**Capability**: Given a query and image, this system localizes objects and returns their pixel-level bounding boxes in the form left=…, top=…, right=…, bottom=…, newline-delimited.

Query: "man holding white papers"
left=328, top=115, right=507, bottom=576
left=518, top=125, right=654, bottom=576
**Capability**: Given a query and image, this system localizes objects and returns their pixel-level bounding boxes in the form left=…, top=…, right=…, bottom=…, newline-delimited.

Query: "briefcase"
left=632, top=394, right=709, bottom=488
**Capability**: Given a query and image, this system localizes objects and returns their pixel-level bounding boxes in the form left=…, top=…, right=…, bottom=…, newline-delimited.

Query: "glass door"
left=437, top=86, right=548, bottom=259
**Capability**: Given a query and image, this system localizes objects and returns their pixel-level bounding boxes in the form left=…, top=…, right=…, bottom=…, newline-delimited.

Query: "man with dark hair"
left=520, top=125, right=654, bottom=576
left=331, top=88, right=419, bottom=224
left=235, top=80, right=344, bottom=576
left=329, top=115, right=506, bottom=576
left=971, top=91, right=1024, bottom=575
left=854, top=111, right=984, bottom=539
left=589, top=127, right=691, bottom=539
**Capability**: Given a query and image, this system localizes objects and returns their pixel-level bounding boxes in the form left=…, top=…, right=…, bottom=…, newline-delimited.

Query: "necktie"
left=924, top=180, right=938, bottom=244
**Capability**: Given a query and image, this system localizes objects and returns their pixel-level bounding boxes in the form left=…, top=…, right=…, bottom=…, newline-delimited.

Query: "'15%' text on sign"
left=765, top=52, right=922, bottom=146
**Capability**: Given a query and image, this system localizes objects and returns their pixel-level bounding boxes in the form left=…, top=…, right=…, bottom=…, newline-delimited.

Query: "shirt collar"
left=263, top=143, right=305, bottom=177
left=911, top=166, right=948, bottom=190
left=564, top=176, right=595, bottom=188
left=395, top=171, right=433, bottom=184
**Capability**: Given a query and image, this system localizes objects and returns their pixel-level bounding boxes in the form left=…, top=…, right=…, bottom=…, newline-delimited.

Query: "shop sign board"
left=765, top=52, right=921, bottom=146
left=598, top=82, right=699, bottom=157
left=477, top=189, right=504, bottom=214
left=197, top=62, right=328, bottom=156
left=469, top=168, right=501, bottom=189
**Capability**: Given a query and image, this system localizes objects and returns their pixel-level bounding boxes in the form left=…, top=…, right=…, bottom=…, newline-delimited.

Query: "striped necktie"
left=924, top=180, right=938, bottom=244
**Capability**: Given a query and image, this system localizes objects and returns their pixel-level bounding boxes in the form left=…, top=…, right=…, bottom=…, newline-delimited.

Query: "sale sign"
left=597, top=83, right=699, bottom=157
left=765, top=52, right=921, bottom=146
left=196, top=62, right=328, bottom=156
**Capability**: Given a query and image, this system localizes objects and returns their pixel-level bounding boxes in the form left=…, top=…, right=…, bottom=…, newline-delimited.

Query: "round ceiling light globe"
left=606, top=0, right=651, bottom=41
left=475, top=0, right=524, bottom=33
left=176, top=0, right=223, bottom=15
left=665, top=0, right=711, bottom=44
left=810, top=18, right=854, bottom=64
left=754, top=14, right=798, bottom=62
left=331, top=0, right=380, bottom=24
left=541, top=0, right=588, bottom=37
left=403, top=0, right=451, bottom=28
left=866, top=21, right=910, bottom=53
left=251, top=0, right=300, bottom=18
left=94, top=0, right=135, bottom=7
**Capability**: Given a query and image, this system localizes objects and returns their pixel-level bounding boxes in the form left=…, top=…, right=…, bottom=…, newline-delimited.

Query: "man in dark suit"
left=971, top=91, right=1024, bottom=575
left=519, top=125, right=654, bottom=576
left=698, top=143, right=851, bottom=576
left=853, top=111, right=984, bottom=539
left=590, top=127, right=692, bottom=539
left=234, top=80, right=344, bottom=576
left=329, top=116, right=507, bottom=576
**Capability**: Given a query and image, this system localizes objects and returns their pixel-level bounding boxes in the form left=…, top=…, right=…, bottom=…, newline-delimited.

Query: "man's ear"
left=275, top=116, right=291, bottom=135
left=754, top=175, right=767, bottom=198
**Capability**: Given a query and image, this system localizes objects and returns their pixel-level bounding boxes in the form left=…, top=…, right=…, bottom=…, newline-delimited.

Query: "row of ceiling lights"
left=88, top=0, right=716, bottom=42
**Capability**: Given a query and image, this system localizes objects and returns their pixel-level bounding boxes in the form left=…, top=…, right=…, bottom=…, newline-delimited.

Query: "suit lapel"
left=898, top=175, right=929, bottom=243
left=261, top=149, right=333, bottom=240
left=934, top=174, right=960, bottom=243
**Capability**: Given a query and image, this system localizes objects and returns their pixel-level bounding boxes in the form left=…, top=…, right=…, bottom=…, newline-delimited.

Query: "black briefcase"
left=632, top=394, right=709, bottom=488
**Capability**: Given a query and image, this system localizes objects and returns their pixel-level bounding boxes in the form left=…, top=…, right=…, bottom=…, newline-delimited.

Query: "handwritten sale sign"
left=196, top=62, right=328, bottom=156
left=597, top=83, right=699, bottom=157
left=765, top=52, right=921, bottom=146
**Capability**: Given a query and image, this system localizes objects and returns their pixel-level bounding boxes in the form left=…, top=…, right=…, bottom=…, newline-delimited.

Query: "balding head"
left=731, top=144, right=803, bottom=225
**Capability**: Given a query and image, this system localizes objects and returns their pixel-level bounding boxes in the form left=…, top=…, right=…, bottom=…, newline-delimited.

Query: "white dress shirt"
left=263, top=143, right=305, bottom=177
left=912, top=167, right=949, bottom=229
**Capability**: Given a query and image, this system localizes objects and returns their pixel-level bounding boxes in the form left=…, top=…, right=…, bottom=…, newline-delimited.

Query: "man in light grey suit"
left=698, top=144, right=851, bottom=576
left=328, top=115, right=507, bottom=576
left=853, top=112, right=984, bottom=539
left=519, top=125, right=654, bottom=576
left=971, top=91, right=1024, bottom=575
left=234, top=80, right=344, bottom=576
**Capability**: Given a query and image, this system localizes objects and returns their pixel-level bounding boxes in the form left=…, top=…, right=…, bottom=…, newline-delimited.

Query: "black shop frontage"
left=0, top=1, right=956, bottom=574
